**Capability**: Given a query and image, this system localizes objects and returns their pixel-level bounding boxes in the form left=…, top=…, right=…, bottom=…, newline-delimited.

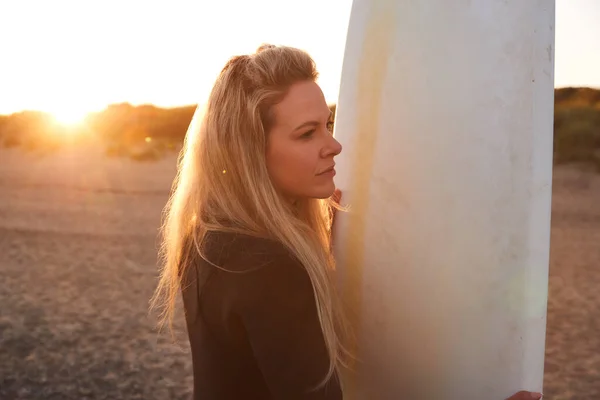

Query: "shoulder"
left=202, top=230, right=303, bottom=274
left=202, top=231, right=315, bottom=310
left=181, top=230, right=307, bottom=323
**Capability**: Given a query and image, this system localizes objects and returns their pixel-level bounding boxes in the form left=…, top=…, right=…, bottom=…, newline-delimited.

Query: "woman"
left=151, top=44, right=543, bottom=400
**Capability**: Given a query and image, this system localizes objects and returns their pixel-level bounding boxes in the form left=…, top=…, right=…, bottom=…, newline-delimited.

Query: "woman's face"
left=266, top=80, right=342, bottom=201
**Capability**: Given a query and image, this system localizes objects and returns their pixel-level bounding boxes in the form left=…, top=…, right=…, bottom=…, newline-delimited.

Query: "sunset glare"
left=50, top=107, right=89, bottom=127
left=0, top=0, right=598, bottom=117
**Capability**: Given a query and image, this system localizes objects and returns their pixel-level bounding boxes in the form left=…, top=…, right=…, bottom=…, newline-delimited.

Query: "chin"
left=284, top=181, right=336, bottom=201
left=307, top=182, right=336, bottom=199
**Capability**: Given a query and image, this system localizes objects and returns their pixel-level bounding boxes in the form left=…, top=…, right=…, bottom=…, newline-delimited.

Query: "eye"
left=301, top=129, right=315, bottom=139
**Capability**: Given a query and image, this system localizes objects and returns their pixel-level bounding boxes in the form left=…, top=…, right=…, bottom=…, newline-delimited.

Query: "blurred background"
left=0, top=0, right=599, bottom=399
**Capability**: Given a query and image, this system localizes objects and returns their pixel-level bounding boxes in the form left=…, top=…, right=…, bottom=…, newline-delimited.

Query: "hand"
left=331, top=188, right=342, bottom=225
left=330, top=189, right=342, bottom=242
left=331, top=188, right=342, bottom=216
left=505, top=390, right=543, bottom=400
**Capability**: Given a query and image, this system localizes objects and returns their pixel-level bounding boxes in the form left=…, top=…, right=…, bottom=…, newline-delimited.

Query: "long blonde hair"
left=150, top=44, right=354, bottom=387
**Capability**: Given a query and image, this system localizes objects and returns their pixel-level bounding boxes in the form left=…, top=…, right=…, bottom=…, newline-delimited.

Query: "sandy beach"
left=1, top=146, right=598, bottom=399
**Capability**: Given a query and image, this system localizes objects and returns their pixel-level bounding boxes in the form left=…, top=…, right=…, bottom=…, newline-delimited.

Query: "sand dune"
left=1, top=147, right=598, bottom=399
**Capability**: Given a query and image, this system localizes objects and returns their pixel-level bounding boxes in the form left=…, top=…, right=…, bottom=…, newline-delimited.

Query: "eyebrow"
left=292, top=110, right=333, bottom=132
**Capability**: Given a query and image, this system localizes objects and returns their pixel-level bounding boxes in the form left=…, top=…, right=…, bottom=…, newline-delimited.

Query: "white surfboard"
left=331, top=1, right=555, bottom=399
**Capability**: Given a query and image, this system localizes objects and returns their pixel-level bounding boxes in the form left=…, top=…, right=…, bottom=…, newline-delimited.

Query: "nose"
left=321, top=133, right=342, bottom=158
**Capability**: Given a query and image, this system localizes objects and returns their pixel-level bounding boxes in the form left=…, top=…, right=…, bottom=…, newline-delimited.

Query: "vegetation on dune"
left=0, top=88, right=599, bottom=170
left=553, top=88, right=600, bottom=171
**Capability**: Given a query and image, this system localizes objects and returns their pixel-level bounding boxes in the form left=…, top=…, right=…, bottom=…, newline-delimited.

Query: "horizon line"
left=1, top=84, right=598, bottom=118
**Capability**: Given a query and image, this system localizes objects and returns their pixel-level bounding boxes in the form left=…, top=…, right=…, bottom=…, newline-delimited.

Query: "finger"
left=506, top=391, right=543, bottom=400
left=332, top=188, right=342, bottom=204
left=330, top=189, right=342, bottom=243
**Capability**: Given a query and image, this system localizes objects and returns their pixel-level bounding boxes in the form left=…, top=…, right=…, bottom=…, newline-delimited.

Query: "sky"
left=0, top=0, right=599, bottom=120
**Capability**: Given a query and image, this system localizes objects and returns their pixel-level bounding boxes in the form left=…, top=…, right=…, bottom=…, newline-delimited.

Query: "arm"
left=232, top=252, right=342, bottom=400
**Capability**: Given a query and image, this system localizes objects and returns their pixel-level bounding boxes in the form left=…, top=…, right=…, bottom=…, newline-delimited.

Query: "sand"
left=0, top=146, right=598, bottom=399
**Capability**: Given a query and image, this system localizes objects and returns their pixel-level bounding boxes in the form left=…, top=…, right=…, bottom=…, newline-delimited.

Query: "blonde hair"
left=150, top=44, right=354, bottom=388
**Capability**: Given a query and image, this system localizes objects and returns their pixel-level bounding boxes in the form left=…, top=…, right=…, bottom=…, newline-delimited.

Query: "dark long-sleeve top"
left=180, top=230, right=343, bottom=400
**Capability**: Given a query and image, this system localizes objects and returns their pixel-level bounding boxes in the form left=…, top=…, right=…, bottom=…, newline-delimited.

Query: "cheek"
left=266, top=142, right=316, bottom=186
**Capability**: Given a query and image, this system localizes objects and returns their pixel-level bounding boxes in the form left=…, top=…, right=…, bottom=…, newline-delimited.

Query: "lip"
left=316, top=165, right=336, bottom=176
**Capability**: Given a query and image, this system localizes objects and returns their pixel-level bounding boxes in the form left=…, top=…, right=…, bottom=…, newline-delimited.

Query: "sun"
left=50, top=106, right=90, bottom=127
